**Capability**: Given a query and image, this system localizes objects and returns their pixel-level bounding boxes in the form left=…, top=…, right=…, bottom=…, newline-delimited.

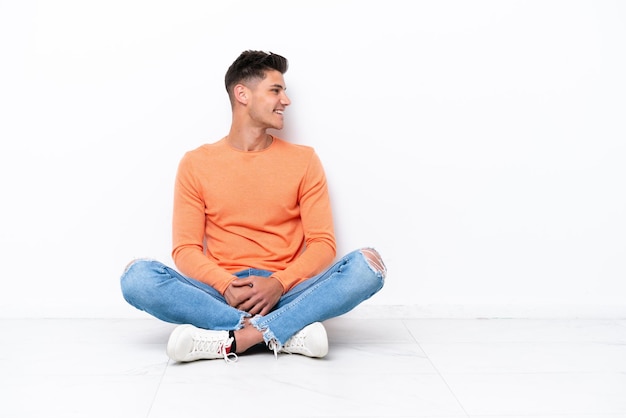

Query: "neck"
left=226, top=130, right=272, bottom=151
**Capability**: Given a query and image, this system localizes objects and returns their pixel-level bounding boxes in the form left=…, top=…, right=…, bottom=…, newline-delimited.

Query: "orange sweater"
left=172, top=137, right=336, bottom=295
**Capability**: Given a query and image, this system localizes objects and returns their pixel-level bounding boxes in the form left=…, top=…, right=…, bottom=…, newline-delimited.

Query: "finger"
left=232, top=288, right=256, bottom=307
left=231, top=278, right=254, bottom=288
left=243, top=299, right=265, bottom=316
left=249, top=304, right=265, bottom=316
left=237, top=298, right=257, bottom=313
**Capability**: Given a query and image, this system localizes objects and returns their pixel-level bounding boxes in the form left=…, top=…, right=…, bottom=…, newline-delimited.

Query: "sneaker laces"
left=267, top=332, right=307, bottom=359
left=192, top=335, right=238, bottom=363
left=268, top=340, right=280, bottom=359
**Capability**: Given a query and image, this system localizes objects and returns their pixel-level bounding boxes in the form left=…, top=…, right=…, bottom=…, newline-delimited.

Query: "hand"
left=224, top=275, right=283, bottom=316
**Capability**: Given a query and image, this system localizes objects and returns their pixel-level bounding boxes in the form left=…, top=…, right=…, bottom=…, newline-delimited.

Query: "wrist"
left=269, top=275, right=285, bottom=294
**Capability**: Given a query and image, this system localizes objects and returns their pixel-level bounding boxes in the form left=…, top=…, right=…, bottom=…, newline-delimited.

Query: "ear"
left=234, top=84, right=248, bottom=105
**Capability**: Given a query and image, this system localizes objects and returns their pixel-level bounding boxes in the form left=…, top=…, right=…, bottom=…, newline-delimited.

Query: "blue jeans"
left=120, top=248, right=386, bottom=346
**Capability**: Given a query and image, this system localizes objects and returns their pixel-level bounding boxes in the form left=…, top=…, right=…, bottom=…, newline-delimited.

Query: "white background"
left=1, top=0, right=624, bottom=318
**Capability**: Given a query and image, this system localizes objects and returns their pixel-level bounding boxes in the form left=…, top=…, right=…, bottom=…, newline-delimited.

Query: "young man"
left=121, top=50, right=386, bottom=363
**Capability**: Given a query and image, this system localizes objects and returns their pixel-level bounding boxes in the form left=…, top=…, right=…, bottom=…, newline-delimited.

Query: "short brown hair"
left=225, top=50, right=288, bottom=100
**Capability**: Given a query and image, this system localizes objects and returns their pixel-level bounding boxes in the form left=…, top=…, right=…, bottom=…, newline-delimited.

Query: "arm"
left=171, top=153, right=236, bottom=294
left=270, top=151, right=336, bottom=291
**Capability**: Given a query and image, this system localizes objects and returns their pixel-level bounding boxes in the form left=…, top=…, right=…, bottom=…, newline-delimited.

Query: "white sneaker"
left=166, top=324, right=237, bottom=363
left=269, top=322, right=328, bottom=358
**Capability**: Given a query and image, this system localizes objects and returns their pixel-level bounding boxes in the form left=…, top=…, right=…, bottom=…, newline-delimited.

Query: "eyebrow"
left=270, top=83, right=286, bottom=90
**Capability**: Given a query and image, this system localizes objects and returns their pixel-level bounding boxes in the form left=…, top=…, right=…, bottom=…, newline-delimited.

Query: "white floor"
left=1, top=317, right=626, bottom=418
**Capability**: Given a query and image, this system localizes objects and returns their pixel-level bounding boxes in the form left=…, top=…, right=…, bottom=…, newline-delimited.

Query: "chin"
left=270, top=123, right=284, bottom=130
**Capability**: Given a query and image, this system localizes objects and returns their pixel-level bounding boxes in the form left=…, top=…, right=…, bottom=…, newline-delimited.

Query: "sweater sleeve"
left=171, top=153, right=236, bottom=294
left=270, top=151, right=337, bottom=291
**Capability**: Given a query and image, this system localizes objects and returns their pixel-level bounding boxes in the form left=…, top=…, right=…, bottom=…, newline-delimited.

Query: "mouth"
left=274, top=109, right=284, bottom=116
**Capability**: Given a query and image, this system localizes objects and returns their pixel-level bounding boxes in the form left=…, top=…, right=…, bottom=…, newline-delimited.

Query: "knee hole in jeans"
left=360, top=247, right=387, bottom=278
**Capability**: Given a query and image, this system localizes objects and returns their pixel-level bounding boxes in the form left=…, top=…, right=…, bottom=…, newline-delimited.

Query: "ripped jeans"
left=120, top=248, right=386, bottom=347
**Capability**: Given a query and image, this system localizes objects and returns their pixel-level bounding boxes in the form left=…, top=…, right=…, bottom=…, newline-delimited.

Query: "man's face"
left=246, top=70, right=291, bottom=130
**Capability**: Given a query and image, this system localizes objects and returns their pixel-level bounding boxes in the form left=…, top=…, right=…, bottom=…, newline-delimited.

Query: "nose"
left=281, top=92, right=291, bottom=106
